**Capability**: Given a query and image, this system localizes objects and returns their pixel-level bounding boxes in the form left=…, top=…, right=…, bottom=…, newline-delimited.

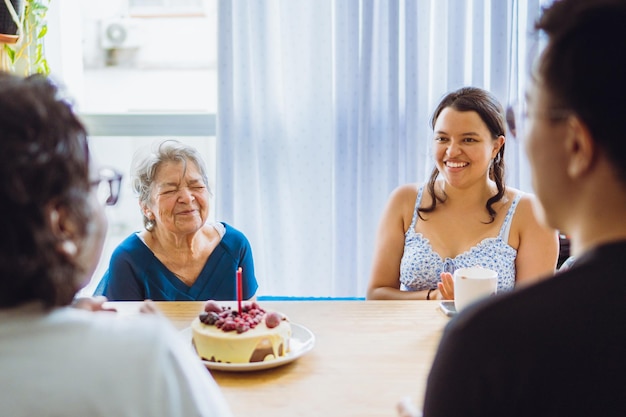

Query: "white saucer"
left=181, top=322, right=315, bottom=372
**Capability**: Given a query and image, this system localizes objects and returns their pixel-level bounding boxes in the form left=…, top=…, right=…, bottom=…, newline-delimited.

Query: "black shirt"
left=423, top=241, right=626, bottom=417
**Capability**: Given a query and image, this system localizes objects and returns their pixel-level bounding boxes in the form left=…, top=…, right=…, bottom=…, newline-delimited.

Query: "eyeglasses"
left=90, top=167, right=123, bottom=206
left=506, top=101, right=571, bottom=140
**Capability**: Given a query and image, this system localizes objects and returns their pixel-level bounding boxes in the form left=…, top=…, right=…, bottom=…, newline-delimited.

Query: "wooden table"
left=108, top=300, right=449, bottom=417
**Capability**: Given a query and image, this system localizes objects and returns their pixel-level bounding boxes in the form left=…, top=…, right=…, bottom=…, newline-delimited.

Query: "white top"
left=0, top=302, right=233, bottom=417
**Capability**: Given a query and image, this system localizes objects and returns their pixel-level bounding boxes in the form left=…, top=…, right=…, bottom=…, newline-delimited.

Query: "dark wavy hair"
left=535, top=0, right=626, bottom=185
left=0, top=72, right=92, bottom=309
left=419, top=87, right=507, bottom=223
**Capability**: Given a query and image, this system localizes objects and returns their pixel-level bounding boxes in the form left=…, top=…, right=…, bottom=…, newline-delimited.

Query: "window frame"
left=79, top=113, right=216, bottom=137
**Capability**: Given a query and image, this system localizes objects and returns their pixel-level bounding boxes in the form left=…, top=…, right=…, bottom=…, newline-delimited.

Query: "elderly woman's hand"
left=139, top=299, right=161, bottom=315
left=72, top=296, right=117, bottom=312
left=437, top=272, right=455, bottom=300
left=72, top=297, right=161, bottom=316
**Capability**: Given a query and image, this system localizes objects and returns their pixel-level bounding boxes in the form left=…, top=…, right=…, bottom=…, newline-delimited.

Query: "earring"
left=144, top=210, right=155, bottom=231
left=61, top=240, right=78, bottom=257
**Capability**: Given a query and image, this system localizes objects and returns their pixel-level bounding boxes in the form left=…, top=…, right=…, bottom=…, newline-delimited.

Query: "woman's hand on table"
left=437, top=272, right=455, bottom=300
left=72, top=296, right=117, bottom=312
left=72, top=296, right=161, bottom=315
left=139, top=299, right=161, bottom=315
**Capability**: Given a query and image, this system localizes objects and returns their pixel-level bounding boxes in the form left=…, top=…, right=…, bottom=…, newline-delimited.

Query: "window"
left=47, top=0, right=218, bottom=296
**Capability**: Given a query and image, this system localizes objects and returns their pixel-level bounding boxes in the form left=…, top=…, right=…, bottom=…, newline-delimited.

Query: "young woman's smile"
left=433, top=108, right=503, bottom=188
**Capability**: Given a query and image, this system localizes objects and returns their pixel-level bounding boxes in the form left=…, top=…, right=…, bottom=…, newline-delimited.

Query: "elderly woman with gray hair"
left=95, top=140, right=257, bottom=301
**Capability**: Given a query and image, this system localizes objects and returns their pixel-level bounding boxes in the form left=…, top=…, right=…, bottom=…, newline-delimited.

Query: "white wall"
left=80, top=0, right=216, bottom=69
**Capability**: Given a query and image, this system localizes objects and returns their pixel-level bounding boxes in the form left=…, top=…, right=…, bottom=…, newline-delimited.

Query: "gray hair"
left=131, top=140, right=212, bottom=230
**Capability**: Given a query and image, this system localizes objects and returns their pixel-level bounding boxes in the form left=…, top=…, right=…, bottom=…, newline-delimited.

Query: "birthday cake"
left=191, top=300, right=292, bottom=364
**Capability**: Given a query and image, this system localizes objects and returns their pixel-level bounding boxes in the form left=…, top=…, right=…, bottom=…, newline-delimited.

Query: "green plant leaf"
left=38, top=25, right=48, bottom=39
left=30, top=1, right=49, bottom=13
left=6, top=0, right=51, bottom=75
left=3, top=45, right=16, bottom=63
left=41, top=60, right=50, bottom=75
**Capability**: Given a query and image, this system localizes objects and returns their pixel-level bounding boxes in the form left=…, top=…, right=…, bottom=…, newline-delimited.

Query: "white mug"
left=453, top=266, right=498, bottom=312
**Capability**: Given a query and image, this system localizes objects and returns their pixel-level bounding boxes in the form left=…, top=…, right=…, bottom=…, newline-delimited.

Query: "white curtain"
left=216, top=0, right=546, bottom=298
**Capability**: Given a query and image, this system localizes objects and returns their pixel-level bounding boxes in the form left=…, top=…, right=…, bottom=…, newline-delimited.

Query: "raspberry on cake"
left=191, top=300, right=292, bottom=364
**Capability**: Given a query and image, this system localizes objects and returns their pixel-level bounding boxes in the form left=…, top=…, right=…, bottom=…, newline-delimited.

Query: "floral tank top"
left=399, top=185, right=520, bottom=293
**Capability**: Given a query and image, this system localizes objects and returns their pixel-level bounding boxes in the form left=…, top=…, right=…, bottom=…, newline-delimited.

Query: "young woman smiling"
left=367, top=87, right=558, bottom=300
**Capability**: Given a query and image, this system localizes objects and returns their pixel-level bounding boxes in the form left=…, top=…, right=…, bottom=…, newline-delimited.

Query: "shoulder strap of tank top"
left=498, top=193, right=522, bottom=241
left=409, top=184, right=425, bottom=229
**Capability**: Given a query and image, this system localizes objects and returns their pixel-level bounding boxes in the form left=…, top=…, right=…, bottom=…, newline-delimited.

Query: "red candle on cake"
left=237, top=267, right=243, bottom=314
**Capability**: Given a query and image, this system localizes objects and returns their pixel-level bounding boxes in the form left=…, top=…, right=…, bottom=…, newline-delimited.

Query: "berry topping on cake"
left=203, top=300, right=222, bottom=313
left=198, top=301, right=282, bottom=334
left=265, top=311, right=282, bottom=328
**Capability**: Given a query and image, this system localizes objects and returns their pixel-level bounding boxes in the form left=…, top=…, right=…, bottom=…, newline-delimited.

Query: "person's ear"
left=564, top=116, right=595, bottom=179
left=492, top=135, right=505, bottom=159
left=47, top=203, right=78, bottom=257
left=140, top=202, right=153, bottom=220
